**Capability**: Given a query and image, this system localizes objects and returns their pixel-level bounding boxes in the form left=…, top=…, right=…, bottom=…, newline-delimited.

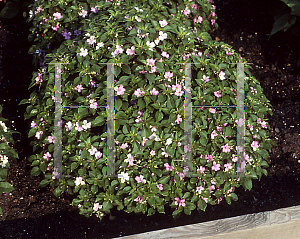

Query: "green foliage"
left=0, top=105, right=19, bottom=215
left=0, top=0, right=34, bottom=19
left=19, top=0, right=275, bottom=222
left=269, top=0, right=300, bottom=70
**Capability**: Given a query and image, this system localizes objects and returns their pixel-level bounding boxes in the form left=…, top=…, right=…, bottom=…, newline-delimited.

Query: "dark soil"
left=0, top=0, right=300, bottom=238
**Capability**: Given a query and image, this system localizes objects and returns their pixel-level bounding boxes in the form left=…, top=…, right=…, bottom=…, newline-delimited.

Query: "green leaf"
left=82, top=74, right=89, bottom=86
left=288, top=0, right=300, bottom=16
left=115, top=98, right=122, bottom=111
left=122, top=124, right=129, bottom=134
left=198, top=199, right=207, bottom=211
left=103, top=200, right=113, bottom=211
left=243, top=177, right=252, bottom=191
left=31, top=166, right=41, bottom=177
left=0, top=1, right=21, bottom=19
left=53, top=187, right=62, bottom=197
left=261, top=160, right=269, bottom=168
left=122, top=64, right=131, bottom=74
left=269, top=13, right=297, bottom=38
left=155, top=111, right=164, bottom=122
left=257, top=149, right=269, bottom=159
left=126, top=37, right=136, bottom=45
left=83, top=59, right=90, bottom=68
left=0, top=182, right=14, bottom=194
left=39, top=179, right=50, bottom=187
left=230, top=192, right=238, bottom=201
left=93, top=116, right=105, bottom=126
left=138, top=98, right=145, bottom=110
left=158, top=176, right=170, bottom=184
left=71, top=162, right=79, bottom=170
left=157, top=205, right=165, bottom=213
left=219, top=63, right=228, bottom=69
left=0, top=168, right=8, bottom=179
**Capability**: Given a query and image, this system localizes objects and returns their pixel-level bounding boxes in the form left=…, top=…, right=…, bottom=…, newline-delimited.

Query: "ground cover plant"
left=19, top=0, right=276, bottom=222
left=0, top=105, right=19, bottom=215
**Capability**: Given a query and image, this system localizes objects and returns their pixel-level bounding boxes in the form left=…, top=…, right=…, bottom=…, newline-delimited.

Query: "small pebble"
left=275, top=128, right=279, bottom=133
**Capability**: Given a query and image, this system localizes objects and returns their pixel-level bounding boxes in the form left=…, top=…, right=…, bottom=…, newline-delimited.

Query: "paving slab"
left=117, top=205, right=300, bottom=239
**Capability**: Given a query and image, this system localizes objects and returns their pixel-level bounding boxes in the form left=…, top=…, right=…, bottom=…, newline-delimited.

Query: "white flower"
left=166, top=138, right=172, bottom=146
left=93, top=203, right=103, bottom=212
left=0, top=121, right=7, bottom=132
left=78, top=48, right=88, bottom=57
left=135, top=16, right=141, bottom=22
left=134, top=7, right=143, bottom=12
left=219, top=71, right=226, bottom=80
left=159, top=20, right=168, bottom=27
left=0, top=154, right=8, bottom=168
left=158, top=31, right=168, bottom=41
left=118, top=172, right=130, bottom=183
left=146, top=41, right=155, bottom=50
left=96, top=42, right=104, bottom=50
left=74, top=176, right=85, bottom=186
left=154, top=38, right=160, bottom=45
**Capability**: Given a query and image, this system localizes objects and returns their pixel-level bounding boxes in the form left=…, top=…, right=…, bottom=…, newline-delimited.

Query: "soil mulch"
left=0, top=0, right=300, bottom=238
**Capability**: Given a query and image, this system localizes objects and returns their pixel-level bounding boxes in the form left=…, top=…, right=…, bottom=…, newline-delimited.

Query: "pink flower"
left=214, top=90, right=221, bottom=97
left=75, top=84, right=84, bottom=92
left=88, top=145, right=98, bottom=156
left=150, top=88, right=159, bottom=95
left=150, top=66, right=157, bottom=73
left=51, top=23, right=60, bottom=31
left=35, top=131, right=43, bottom=139
left=135, top=175, right=146, bottom=184
left=114, top=85, right=126, bottom=95
left=194, top=16, right=203, bottom=24
left=209, top=108, right=216, bottom=113
left=164, top=71, right=173, bottom=81
left=146, top=58, right=155, bottom=67
left=157, top=184, right=163, bottom=191
left=257, top=117, right=261, bottom=123
left=53, top=12, right=62, bottom=20
left=91, top=7, right=98, bottom=13
left=221, top=143, right=231, bottom=153
left=224, top=163, right=232, bottom=172
left=251, top=141, right=260, bottom=151
left=174, top=197, right=186, bottom=207
left=134, top=88, right=145, bottom=97
left=261, top=121, right=267, bottom=128
left=211, top=130, right=218, bottom=139
left=79, top=9, right=88, bottom=18
left=31, top=121, right=37, bottom=128
left=47, top=136, right=55, bottom=143
left=75, top=122, right=83, bottom=132
left=159, top=20, right=168, bottom=27
left=235, top=118, right=244, bottom=127
left=196, top=185, right=204, bottom=194
left=43, top=152, right=51, bottom=161
left=164, top=163, right=174, bottom=171
left=175, top=114, right=182, bottom=124
left=126, top=46, right=136, bottom=55
left=211, top=19, right=216, bottom=25
left=217, top=126, right=222, bottom=132
left=183, top=6, right=191, bottom=17
left=161, top=51, right=169, bottom=58
left=95, top=151, right=102, bottom=159
left=211, top=161, right=221, bottom=171
left=197, top=166, right=205, bottom=174
left=202, top=75, right=210, bottom=83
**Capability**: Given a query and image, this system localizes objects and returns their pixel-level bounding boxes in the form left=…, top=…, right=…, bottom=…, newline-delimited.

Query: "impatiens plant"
left=0, top=105, right=19, bottom=215
left=20, top=0, right=276, bottom=221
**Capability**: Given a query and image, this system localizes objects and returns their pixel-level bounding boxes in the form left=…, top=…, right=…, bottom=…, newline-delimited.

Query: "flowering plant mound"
left=0, top=105, right=19, bottom=215
left=20, top=0, right=276, bottom=221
